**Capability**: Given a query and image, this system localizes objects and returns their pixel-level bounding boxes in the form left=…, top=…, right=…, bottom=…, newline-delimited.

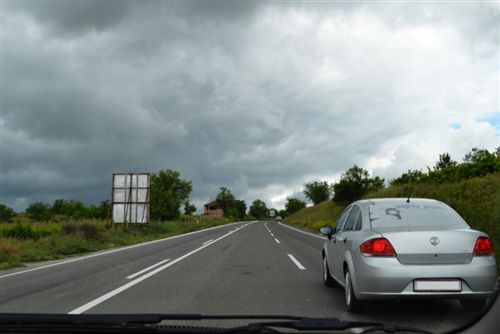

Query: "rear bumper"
left=353, top=256, right=497, bottom=300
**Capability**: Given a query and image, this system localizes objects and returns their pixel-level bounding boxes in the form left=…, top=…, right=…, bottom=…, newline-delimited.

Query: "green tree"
left=150, top=169, right=193, bottom=221
left=390, top=169, right=426, bottom=186
left=26, top=202, right=52, bottom=222
left=224, top=200, right=246, bottom=220
left=333, top=165, right=385, bottom=204
left=51, top=199, right=66, bottom=215
left=0, top=203, right=16, bottom=223
left=50, top=199, right=88, bottom=219
left=214, top=187, right=245, bottom=220
left=459, top=148, right=500, bottom=179
left=249, top=199, right=268, bottom=219
left=184, top=201, right=196, bottom=215
left=64, top=199, right=88, bottom=219
left=86, top=200, right=109, bottom=219
left=368, top=176, right=385, bottom=192
left=285, top=197, right=306, bottom=215
left=464, top=147, right=489, bottom=163
left=303, top=181, right=331, bottom=205
left=434, top=153, right=457, bottom=170
left=216, top=187, right=235, bottom=202
left=278, top=209, right=288, bottom=218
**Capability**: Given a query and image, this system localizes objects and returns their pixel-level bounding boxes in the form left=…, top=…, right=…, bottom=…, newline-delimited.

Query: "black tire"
left=322, top=256, right=336, bottom=287
left=460, top=298, right=487, bottom=311
left=344, top=269, right=365, bottom=313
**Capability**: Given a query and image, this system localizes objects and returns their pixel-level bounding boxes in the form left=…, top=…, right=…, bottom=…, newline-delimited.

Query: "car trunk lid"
left=375, top=228, right=478, bottom=264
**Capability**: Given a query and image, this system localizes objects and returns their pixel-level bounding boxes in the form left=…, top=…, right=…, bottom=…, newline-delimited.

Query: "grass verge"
left=0, top=216, right=232, bottom=270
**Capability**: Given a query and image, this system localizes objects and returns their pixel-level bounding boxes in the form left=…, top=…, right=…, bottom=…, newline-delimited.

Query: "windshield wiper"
left=0, top=314, right=434, bottom=334
left=222, top=317, right=434, bottom=334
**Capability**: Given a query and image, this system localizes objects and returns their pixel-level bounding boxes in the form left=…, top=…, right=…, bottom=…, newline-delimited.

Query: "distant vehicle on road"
left=320, top=198, right=497, bottom=313
left=275, top=216, right=282, bottom=222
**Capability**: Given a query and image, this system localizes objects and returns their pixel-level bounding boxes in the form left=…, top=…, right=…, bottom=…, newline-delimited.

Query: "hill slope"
left=283, top=173, right=500, bottom=261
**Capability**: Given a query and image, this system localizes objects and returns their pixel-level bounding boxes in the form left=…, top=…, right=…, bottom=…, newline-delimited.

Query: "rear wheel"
left=460, top=298, right=487, bottom=311
left=322, top=256, right=336, bottom=287
left=344, top=269, right=364, bottom=313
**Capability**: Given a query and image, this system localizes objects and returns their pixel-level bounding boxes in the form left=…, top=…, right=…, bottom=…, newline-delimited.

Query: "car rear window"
left=368, top=202, right=469, bottom=230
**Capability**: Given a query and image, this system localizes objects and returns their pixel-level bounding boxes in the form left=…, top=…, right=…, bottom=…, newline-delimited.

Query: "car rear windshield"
left=368, top=202, right=469, bottom=230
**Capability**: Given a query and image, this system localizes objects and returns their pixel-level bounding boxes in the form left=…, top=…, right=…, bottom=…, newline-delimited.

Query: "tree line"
left=280, top=146, right=500, bottom=216
left=1, top=147, right=498, bottom=223
left=390, top=147, right=500, bottom=185
left=0, top=169, right=275, bottom=223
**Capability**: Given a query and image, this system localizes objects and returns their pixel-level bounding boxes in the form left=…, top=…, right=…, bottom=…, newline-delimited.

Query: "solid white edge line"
left=202, top=239, right=214, bottom=245
left=0, top=221, right=249, bottom=279
left=287, top=254, right=306, bottom=270
left=274, top=238, right=280, bottom=244
left=68, top=222, right=254, bottom=314
left=278, top=222, right=326, bottom=240
left=126, top=259, right=170, bottom=280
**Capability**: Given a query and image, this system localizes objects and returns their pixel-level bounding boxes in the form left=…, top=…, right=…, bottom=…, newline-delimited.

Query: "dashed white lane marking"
left=126, top=259, right=170, bottom=279
left=287, top=254, right=306, bottom=270
left=274, top=238, right=280, bottom=244
left=68, top=222, right=254, bottom=314
left=202, top=239, right=214, bottom=245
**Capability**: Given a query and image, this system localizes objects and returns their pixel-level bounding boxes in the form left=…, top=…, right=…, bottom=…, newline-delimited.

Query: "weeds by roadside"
left=0, top=216, right=231, bottom=270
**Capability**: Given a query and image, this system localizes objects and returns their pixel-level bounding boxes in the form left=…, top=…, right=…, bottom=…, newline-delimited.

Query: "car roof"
left=355, top=198, right=446, bottom=208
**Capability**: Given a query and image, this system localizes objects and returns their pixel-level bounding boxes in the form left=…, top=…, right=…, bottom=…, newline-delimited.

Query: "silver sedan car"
left=320, top=198, right=497, bottom=313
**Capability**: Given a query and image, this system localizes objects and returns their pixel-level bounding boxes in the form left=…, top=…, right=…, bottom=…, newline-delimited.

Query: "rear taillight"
left=473, top=237, right=494, bottom=256
left=360, top=238, right=396, bottom=257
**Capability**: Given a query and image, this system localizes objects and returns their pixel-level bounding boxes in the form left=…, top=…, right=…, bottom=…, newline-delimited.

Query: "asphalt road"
left=0, top=221, right=491, bottom=332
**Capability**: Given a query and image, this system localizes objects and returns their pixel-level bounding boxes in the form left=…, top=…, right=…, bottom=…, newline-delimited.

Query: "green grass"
left=283, top=173, right=500, bottom=271
left=0, top=222, right=61, bottom=239
left=0, top=215, right=232, bottom=270
left=283, top=200, right=344, bottom=231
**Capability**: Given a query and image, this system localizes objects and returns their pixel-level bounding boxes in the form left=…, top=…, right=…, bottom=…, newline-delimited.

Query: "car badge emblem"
left=430, top=236, right=439, bottom=246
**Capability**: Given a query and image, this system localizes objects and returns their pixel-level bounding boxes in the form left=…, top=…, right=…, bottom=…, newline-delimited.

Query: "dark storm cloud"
left=176, top=0, right=262, bottom=21
left=7, top=1, right=129, bottom=36
left=2, top=1, right=498, bottom=212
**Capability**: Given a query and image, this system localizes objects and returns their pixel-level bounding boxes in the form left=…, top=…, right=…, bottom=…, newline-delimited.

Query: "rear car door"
left=338, top=205, right=362, bottom=269
left=329, top=205, right=352, bottom=280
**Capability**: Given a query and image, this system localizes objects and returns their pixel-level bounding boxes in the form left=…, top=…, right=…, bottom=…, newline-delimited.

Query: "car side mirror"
left=320, top=226, right=333, bottom=240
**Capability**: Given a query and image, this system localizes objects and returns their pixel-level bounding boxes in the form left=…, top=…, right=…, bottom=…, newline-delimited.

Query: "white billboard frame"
left=112, top=173, right=151, bottom=225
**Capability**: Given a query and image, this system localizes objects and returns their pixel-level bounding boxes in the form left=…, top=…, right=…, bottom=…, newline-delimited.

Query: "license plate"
left=414, top=280, right=462, bottom=292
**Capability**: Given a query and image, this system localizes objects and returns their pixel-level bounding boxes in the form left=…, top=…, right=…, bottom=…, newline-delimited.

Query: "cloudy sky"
left=1, top=1, right=499, bottom=212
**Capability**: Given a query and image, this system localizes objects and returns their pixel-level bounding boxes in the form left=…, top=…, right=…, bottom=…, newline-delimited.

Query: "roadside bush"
left=55, top=236, right=96, bottom=255
left=60, top=222, right=79, bottom=235
left=26, top=202, right=52, bottom=222
left=60, top=221, right=103, bottom=240
left=0, top=222, right=60, bottom=240
left=80, top=222, right=102, bottom=240
left=0, top=238, right=20, bottom=263
left=3, top=223, right=35, bottom=239
left=0, top=203, right=16, bottom=223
